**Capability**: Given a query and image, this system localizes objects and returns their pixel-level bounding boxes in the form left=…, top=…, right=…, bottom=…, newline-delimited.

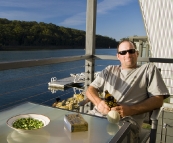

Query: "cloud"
left=0, top=0, right=58, bottom=21
left=1, top=0, right=50, bottom=8
left=0, top=11, right=50, bottom=22
left=0, top=0, right=85, bottom=22
left=59, top=12, right=86, bottom=26
left=60, top=0, right=133, bottom=26
left=0, top=0, right=133, bottom=26
left=97, top=0, right=133, bottom=14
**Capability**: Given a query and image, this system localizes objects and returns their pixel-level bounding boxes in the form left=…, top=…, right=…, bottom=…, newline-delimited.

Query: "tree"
left=0, top=18, right=118, bottom=49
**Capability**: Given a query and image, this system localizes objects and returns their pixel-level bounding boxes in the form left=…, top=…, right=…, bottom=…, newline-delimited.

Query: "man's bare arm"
left=86, top=86, right=101, bottom=106
left=86, top=86, right=110, bottom=114
left=113, top=95, right=164, bottom=117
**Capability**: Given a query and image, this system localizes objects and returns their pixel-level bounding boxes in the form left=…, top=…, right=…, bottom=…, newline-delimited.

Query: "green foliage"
left=142, top=123, right=151, bottom=129
left=164, top=97, right=170, bottom=103
left=0, top=18, right=118, bottom=50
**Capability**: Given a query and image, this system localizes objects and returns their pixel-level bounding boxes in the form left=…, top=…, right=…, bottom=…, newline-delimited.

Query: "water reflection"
left=64, top=126, right=88, bottom=141
left=106, top=123, right=120, bottom=136
left=7, top=129, right=50, bottom=143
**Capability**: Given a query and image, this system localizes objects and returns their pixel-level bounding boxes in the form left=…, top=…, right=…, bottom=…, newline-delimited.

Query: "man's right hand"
left=96, top=100, right=110, bottom=115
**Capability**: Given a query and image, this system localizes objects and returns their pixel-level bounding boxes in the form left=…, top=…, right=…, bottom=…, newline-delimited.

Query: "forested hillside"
left=0, top=18, right=118, bottom=50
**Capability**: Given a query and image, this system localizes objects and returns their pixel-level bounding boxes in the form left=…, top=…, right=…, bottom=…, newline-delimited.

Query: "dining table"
left=0, top=102, right=131, bottom=143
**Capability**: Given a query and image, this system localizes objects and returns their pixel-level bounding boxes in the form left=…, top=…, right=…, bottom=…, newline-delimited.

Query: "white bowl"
left=6, top=114, right=50, bottom=132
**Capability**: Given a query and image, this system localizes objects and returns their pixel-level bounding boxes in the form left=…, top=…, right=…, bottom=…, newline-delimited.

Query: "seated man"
left=86, top=40, right=170, bottom=139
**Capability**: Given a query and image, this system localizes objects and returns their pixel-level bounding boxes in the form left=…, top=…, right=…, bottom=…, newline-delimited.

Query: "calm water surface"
left=0, top=49, right=117, bottom=61
left=0, top=49, right=119, bottom=110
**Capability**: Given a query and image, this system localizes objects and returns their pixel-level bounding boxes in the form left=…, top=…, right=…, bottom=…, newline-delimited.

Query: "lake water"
left=0, top=49, right=119, bottom=110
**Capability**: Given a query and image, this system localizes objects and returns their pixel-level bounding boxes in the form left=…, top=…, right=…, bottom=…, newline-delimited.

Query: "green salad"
left=13, top=118, right=44, bottom=130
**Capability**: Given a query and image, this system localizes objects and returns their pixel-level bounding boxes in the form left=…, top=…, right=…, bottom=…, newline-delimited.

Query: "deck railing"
left=0, top=55, right=91, bottom=71
left=0, top=55, right=172, bottom=111
left=0, top=55, right=172, bottom=71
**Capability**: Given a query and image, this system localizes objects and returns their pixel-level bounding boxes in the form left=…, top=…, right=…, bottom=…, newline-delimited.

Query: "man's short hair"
left=117, top=40, right=137, bottom=52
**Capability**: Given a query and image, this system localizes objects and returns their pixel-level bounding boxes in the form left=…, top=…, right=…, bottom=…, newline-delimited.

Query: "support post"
left=138, top=40, right=143, bottom=65
left=85, top=0, right=97, bottom=93
left=145, top=41, right=149, bottom=57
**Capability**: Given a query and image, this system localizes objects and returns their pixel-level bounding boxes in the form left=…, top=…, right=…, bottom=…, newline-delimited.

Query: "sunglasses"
left=118, top=49, right=136, bottom=55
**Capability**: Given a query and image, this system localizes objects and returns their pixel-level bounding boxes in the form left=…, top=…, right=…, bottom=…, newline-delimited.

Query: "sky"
left=0, top=0, right=146, bottom=41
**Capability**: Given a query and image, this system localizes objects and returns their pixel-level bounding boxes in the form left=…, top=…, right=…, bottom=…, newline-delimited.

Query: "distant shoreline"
left=0, top=46, right=115, bottom=51
left=0, top=46, right=83, bottom=51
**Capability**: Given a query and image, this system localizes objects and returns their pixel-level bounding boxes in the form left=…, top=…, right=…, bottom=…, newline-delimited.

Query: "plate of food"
left=6, top=114, right=50, bottom=132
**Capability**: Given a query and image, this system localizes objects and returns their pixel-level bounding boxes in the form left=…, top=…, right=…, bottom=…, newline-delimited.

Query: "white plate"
left=6, top=114, right=50, bottom=132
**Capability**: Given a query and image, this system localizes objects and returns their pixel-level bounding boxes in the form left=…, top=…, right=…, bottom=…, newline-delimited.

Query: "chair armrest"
left=150, top=108, right=160, bottom=121
left=150, top=103, right=172, bottom=122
